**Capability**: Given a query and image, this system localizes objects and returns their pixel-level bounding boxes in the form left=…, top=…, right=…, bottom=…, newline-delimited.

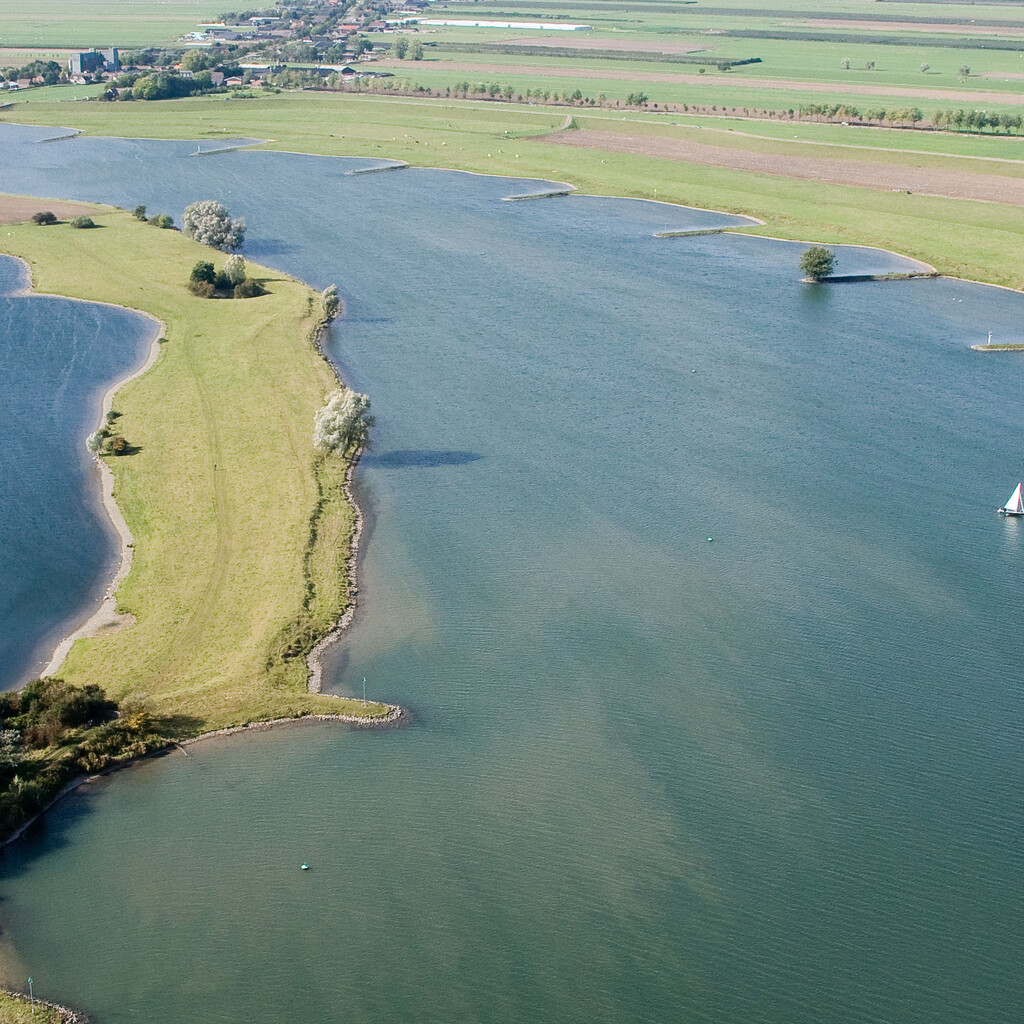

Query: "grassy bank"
left=3, top=91, right=1021, bottom=289
left=1, top=207, right=391, bottom=732
left=0, top=991, right=68, bottom=1024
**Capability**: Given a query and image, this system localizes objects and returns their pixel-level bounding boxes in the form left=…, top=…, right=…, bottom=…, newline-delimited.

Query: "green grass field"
left=0, top=0, right=224, bottom=49
left=3, top=91, right=1021, bottom=289
left=1, top=209, right=392, bottom=732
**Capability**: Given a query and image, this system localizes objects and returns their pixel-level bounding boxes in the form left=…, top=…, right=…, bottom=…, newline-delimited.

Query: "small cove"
left=0, top=124, right=1022, bottom=1024
left=0, top=253, right=154, bottom=688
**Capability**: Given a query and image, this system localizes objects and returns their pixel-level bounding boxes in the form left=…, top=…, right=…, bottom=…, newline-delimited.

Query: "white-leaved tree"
left=225, top=254, right=247, bottom=285
left=313, top=387, right=371, bottom=454
left=322, top=284, right=340, bottom=321
left=182, top=200, right=246, bottom=251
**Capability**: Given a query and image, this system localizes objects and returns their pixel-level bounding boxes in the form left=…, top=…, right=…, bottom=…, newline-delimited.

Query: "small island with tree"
left=799, top=245, right=837, bottom=281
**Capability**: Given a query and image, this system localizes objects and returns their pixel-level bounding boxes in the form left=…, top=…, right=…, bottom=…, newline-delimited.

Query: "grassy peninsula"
left=1, top=208, right=391, bottom=732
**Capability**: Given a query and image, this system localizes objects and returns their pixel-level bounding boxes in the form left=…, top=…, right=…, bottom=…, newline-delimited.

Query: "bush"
left=132, top=204, right=147, bottom=220
left=233, top=277, right=266, bottom=299
left=190, top=260, right=216, bottom=284
left=148, top=213, right=174, bottom=228
left=31, top=211, right=57, bottom=225
left=70, top=216, right=96, bottom=229
left=188, top=279, right=216, bottom=298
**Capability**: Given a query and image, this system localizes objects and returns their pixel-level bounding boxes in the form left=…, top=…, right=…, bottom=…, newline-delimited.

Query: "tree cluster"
left=31, top=211, right=58, bottom=225
left=188, top=256, right=265, bottom=299
left=0, top=678, right=165, bottom=839
left=87, top=410, right=132, bottom=455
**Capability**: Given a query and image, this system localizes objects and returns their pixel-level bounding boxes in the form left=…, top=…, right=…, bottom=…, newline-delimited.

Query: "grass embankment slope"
left=1, top=209, right=390, bottom=733
left=3, top=91, right=1022, bottom=289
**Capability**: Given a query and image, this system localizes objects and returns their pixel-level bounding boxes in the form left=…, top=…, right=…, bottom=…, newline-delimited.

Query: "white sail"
left=1001, top=483, right=1024, bottom=514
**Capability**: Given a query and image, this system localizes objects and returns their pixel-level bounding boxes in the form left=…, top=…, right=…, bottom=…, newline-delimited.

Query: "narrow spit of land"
left=1, top=204, right=394, bottom=732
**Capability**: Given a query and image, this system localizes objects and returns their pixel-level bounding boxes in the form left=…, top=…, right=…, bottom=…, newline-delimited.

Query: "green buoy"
left=301, top=863, right=309, bottom=871
left=707, top=537, right=714, bottom=543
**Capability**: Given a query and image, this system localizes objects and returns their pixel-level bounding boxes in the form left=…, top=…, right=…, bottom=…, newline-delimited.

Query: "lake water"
left=0, top=123, right=1022, bottom=1024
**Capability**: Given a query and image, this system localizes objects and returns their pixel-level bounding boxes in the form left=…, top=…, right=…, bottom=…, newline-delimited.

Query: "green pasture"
left=1, top=82, right=107, bottom=103
left=0, top=208, right=392, bottom=732
left=0, top=0, right=223, bottom=49
left=2, top=90, right=1021, bottom=289
left=413, top=34, right=1024, bottom=89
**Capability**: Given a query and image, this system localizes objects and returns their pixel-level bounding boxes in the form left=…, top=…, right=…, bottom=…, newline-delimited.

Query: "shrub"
left=188, top=279, right=216, bottom=298
left=233, top=277, right=266, bottom=299
left=70, top=216, right=96, bottom=229
left=149, top=213, right=174, bottom=228
left=31, top=211, right=57, bottom=225
left=132, top=204, right=147, bottom=220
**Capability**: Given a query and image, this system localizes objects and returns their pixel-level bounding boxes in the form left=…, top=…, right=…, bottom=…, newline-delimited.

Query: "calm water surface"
left=0, top=124, right=1022, bottom=1024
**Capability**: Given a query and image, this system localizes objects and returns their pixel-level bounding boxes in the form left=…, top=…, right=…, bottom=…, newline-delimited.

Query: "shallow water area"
left=0, top=123, right=1022, bottom=1023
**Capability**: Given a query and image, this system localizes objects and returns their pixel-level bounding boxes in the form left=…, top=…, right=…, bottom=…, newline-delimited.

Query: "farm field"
left=3, top=90, right=1022, bottom=289
left=390, top=0, right=1024, bottom=112
left=0, top=0, right=224, bottom=49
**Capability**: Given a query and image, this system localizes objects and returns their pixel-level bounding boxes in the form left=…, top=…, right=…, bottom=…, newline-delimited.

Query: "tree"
left=225, top=254, right=246, bottom=285
left=392, top=36, right=409, bottom=60
left=959, top=65, right=971, bottom=80
left=799, top=245, right=836, bottom=281
left=409, top=40, right=424, bottom=61
left=31, top=211, right=57, bottom=225
left=70, top=216, right=96, bottom=229
left=179, top=49, right=209, bottom=72
left=865, top=61, right=875, bottom=71
left=313, top=387, right=371, bottom=454
left=132, top=204, right=147, bottom=220
left=182, top=200, right=245, bottom=251
left=920, top=62, right=929, bottom=73
left=322, top=284, right=340, bottom=320
left=840, top=58, right=850, bottom=70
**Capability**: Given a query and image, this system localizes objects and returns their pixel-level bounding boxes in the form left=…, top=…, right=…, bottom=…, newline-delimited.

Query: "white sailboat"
left=998, top=482, right=1024, bottom=516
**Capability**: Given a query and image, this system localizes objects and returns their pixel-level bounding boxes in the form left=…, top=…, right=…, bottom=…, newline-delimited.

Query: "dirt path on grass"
left=391, top=59, right=1024, bottom=104
left=542, top=128, right=1024, bottom=205
left=0, top=194, right=101, bottom=224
